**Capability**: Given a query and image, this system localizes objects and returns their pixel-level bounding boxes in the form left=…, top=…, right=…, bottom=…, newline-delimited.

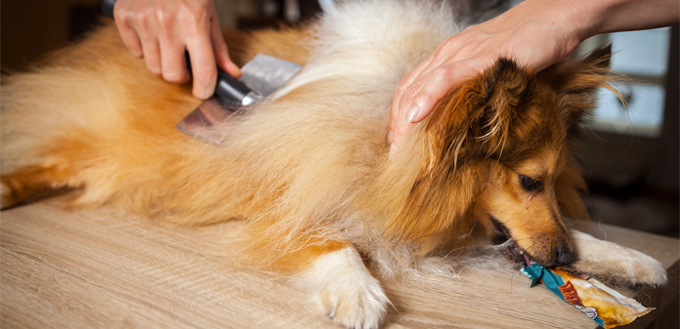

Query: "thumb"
left=210, top=19, right=242, bottom=78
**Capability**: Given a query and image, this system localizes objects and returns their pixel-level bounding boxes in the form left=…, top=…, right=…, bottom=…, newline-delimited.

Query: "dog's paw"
left=570, top=230, right=668, bottom=286
left=318, top=273, right=389, bottom=329
left=301, top=248, right=390, bottom=329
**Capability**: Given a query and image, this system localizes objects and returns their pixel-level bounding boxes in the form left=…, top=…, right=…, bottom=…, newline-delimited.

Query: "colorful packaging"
left=521, top=264, right=653, bottom=328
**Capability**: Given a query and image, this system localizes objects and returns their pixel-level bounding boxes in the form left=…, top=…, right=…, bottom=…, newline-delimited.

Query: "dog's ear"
left=545, top=47, right=615, bottom=223
left=544, top=45, right=617, bottom=130
left=421, top=58, right=529, bottom=173
left=384, top=60, right=529, bottom=244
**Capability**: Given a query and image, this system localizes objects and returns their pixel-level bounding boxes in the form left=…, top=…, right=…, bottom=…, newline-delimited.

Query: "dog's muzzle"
left=490, top=216, right=576, bottom=267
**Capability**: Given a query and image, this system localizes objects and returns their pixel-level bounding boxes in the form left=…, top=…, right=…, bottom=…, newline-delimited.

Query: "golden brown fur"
left=0, top=6, right=613, bottom=270
left=0, top=1, right=667, bottom=327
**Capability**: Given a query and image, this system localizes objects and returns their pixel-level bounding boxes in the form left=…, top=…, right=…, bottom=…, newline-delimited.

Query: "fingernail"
left=406, top=105, right=421, bottom=123
left=387, top=130, right=394, bottom=144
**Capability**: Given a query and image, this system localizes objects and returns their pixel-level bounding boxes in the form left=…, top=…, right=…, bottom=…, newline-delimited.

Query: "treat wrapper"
left=521, top=264, right=653, bottom=328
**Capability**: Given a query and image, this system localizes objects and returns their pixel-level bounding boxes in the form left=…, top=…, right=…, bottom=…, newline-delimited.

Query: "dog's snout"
left=555, top=248, right=576, bottom=266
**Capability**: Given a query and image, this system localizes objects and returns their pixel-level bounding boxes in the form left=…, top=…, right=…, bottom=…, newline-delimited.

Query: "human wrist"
left=534, top=0, right=600, bottom=46
left=571, top=0, right=630, bottom=38
left=516, top=0, right=590, bottom=63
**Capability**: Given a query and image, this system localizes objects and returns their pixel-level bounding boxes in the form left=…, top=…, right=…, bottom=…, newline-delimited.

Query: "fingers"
left=112, top=0, right=238, bottom=99
left=137, top=25, right=162, bottom=75
left=158, top=33, right=190, bottom=84
left=185, top=18, right=218, bottom=99
left=388, top=36, right=473, bottom=153
left=187, top=6, right=243, bottom=98
left=113, top=3, right=144, bottom=58
left=403, top=61, right=475, bottom=124
left=114, top=0, right=163, bottom=74
left=387, top=30, right=497, bottom=154
left=210, top=18, right=242, bottom=78
left=388, top=36, right=463, bottom=151
left=387, top=52, right=437, bottom=147
left=389, top=63, right=470, bottom=152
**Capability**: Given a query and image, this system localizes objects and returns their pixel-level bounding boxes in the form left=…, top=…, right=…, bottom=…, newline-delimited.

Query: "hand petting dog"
left=388, top=0, right=680, bottom=153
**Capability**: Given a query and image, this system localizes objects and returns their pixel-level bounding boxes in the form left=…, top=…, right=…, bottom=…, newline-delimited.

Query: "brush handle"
left=100, top=0, right=260, bottom=106
left=101, top=0, right=115, bottom=19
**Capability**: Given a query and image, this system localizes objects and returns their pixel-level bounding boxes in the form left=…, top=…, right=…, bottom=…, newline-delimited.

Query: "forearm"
left=539, top=0, right=680, bottom=44
left=594, top=0, right=679, bottom=33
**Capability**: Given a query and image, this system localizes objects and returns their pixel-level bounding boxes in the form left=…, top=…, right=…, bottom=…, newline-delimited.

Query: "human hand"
left=388, top=0, right=584, bottom=153
left=113, top=0, right=242, bottom=99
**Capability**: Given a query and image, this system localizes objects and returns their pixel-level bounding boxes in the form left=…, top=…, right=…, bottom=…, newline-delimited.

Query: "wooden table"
left=2, top=198, right=678, bottom=328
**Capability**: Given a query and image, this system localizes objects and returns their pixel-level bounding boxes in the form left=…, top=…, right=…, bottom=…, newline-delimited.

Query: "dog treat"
left=521, top=264, right=653, bottom=328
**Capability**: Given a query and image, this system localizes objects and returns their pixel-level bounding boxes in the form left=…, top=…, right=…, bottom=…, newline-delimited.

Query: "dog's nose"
left=555, top=248, right=576, bottom=266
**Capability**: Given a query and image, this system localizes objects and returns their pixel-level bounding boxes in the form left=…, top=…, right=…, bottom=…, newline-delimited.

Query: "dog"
left=1, top=1, right=668, bottom=328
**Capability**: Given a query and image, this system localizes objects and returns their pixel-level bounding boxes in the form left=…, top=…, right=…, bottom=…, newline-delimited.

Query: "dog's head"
left=390, top=47, right=615, bottom=267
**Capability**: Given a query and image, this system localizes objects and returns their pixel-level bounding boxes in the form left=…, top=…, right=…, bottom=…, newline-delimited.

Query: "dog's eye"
left=519, top=175, right=542, bottom=192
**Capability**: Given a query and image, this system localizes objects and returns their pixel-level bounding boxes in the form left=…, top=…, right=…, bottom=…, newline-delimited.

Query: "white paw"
left=570, top=230, right=668, bottom=286
left=300, top=248, right=390, bottom=329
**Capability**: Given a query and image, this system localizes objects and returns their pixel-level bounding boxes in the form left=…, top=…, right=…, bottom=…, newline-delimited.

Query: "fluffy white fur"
left=298, top=248, right=391, bottom=329
left=570, top=230, right=668, bottom=286
left=220, top=0, right=466, bottom=274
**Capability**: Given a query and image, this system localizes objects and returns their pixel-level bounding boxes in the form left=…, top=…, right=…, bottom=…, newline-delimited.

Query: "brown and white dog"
left=0, top=1, right=667, bottom=328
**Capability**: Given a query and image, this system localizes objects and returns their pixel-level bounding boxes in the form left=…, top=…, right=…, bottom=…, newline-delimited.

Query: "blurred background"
left=2, top=0, right=678, bottom=237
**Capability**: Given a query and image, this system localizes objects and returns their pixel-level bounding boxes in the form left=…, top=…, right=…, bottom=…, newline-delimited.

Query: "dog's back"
left=0, top=0, right=457, bottom=234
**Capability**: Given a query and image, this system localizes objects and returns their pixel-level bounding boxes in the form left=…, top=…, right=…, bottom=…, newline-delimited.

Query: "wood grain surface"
left=2, top=198, right=678, bottom=328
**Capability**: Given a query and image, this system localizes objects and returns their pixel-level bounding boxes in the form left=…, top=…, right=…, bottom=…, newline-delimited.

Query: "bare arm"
left=388, top=0, right=680, bottom=152
left=113, top=0, right=242, bottom=99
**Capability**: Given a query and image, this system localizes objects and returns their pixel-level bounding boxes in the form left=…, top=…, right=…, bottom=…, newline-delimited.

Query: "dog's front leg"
left=569, top=230, right=668, bottom=286
left=293, top=244, right=391, bottom=329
